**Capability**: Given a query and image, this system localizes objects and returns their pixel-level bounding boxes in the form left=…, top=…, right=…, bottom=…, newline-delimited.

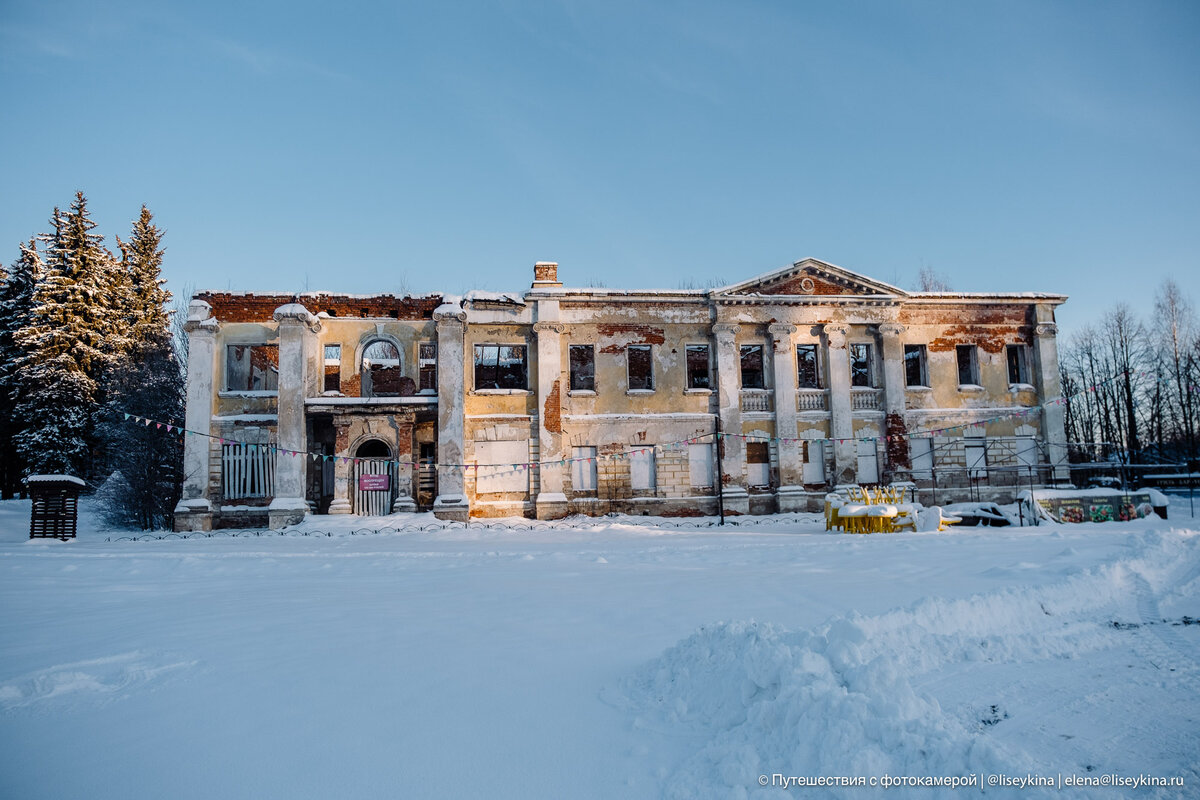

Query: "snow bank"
left=615, top=530, right=1199, bottom=799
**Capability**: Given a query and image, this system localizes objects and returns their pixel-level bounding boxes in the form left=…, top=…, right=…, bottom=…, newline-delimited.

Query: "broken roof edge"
left=194, top=290, right=445, bottom=302
left=907, top=292, right=1068, bottom=303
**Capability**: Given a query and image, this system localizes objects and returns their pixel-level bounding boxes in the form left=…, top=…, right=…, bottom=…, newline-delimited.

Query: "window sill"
left=472, top=388, right=531, bottom=395
left=1008, top=383, right=1036, bottom=392
left=219, top=390, right=279, bottom=398
left=741, top=386, right=769, bottom=393
left=905, top=385, right=933, bottom=391
left=567, top=389, right=597, bottom=397
left=957, top=384, right=986, bottom=392
left=684, top=388, right=713, bottom=395
left=626, top=389, right=656, bottom=395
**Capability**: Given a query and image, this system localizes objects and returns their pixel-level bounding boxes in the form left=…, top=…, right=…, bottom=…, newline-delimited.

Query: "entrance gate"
left=353, top=457, right=397, bottom=516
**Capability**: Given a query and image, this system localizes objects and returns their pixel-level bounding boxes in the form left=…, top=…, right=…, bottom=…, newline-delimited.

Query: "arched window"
left=361, top=339, right=402, bottom=397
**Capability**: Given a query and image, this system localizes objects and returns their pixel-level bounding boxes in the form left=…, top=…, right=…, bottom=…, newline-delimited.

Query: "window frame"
left=473, top=343, right=529, bottom=391
left=571, top=446, right=598, bottom=493
left=903, top=344, right=928, bottom=388
left=685, top=344, right=711, bottom=390
left=850, top=343, right=874, bottom=388
left=956, top=344, right=980, bottom=387
left=1006, top=344, right=1029, bottom=386
left=418, top=342, right=437, bottom=393
left=569, top=344, right=596, bottom=392
left=361, top=338, right=404, bottom=397
left=739, top=344, right=766, bottom=389
left=224, top=343, right=279, bottom=393
left=626, top=344, right=654, bottom=392
left=323, top=343, right=341, bottom=393
left=796, top=344, right=822, bottom=390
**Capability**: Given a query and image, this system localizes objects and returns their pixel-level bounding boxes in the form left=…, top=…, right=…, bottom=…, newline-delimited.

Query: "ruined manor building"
left=174, top=259, right=1067, bottom=530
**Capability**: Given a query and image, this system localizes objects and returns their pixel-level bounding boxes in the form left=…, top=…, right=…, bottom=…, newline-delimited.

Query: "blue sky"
left=2, top=0, right=1197, bottom=334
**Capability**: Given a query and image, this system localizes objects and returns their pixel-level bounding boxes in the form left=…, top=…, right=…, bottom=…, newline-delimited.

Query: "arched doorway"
left=353, top=439, right=396, bottom=516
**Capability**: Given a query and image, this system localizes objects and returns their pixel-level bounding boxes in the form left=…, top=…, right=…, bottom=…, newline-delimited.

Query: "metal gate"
left=353, top=458, right=397, bottom=516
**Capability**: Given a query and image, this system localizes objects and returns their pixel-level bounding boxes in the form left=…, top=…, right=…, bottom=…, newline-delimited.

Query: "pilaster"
left=769, top=323, right=804, bottom=511
left=175, top=299, right=217, bottom=531
left=269, top=303, right=319, bottom=529
left=433, top=305, right=470, bottom=520
left=878, top=322, right=910, bottom=477
left=1033, top=318, right=1068, bottom=480
left=533, top=317, right=568, bottom=520
left=713, top=322, right=749, bottom=514
left=824, top=323, right=856, bottom=485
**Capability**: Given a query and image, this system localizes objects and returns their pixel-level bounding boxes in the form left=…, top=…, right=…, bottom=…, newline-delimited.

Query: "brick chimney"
left=532, top=261, right=561, bottom=289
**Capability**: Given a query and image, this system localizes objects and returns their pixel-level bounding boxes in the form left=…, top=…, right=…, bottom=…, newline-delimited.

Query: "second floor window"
left=797, top=344, right=821, bottom=389
left=850, top=343, right=873, bottom=387
left=686, top=344, right=710, bottom=389
left=418, top=342, right=437, bottom=392
left=569, top=345, right=595, bottom=391
left=740, top=345, right=765, bottom=389
left=323, top=344, right=341, bottom=392
left=474, top=344, right=527, bottom=390
left=1006, top=344, right=1029, bottom=385
left=904, top=344, right=928, bottom=387
left=627, top=345, right=653, bottom=391
left=362, top=340, right=402, bottom=396
left=957, top=344, right=980, bottom=386
left=225, top=344, right=278, bottom=392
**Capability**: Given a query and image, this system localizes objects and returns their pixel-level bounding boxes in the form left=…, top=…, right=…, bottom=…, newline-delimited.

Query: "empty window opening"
left=850, top=344, right=874, bottom=387
left=627, top=345, right=653, bottom=391
left=740, top=345, right=765, bottom=389
left=474, top=344, right=528, bottom=390
left=362, top=340, right=402, bottom=396
left=418, top=342, right=437, bottom=392
left=225, top=344, right=279, bottom=392
left=686, top=344, right=711, bottom=389
left=904, top=344, right=928, bottom=387
left=569, top=345, right=595, bottom=391
left=1006, top=345, right=1029, bottom=385
left=957, top=345, right=979, bottom=386
left=324, top=344, right=341, bottom=393
left=797, top=345, right=821, bottom=389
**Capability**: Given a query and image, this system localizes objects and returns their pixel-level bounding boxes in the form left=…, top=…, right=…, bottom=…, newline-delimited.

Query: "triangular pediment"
left=717, top=258, right=907, bottom=298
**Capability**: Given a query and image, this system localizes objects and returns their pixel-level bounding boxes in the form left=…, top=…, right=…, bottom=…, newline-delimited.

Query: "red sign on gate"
left=358, top=473, right=390, bottom=491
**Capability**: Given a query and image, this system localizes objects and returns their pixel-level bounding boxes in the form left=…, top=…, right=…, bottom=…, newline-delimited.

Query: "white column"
left=713, top=322, right=749, bottom=513
left=769, top=323, right=805, bottom=511
left=534, top=318, right=568, bottom=519
left=878, top=322, right=910, bottom=478
left=1034, top=320, right=1068, bottom=481
left=433, top=306, right=470, bottom=520
left=823, top=323, right=856, bottom=485
left=327, top=417, right=353, bottom=514
left=269, top=304, right=318, bottom=529
left=174, top=300, right=217, bottom=531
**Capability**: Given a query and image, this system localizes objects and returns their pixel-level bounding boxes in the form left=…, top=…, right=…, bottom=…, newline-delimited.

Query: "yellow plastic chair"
left=839, top=504, right=869, bottom=533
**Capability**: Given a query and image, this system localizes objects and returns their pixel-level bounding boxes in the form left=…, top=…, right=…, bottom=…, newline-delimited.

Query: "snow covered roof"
left=26, top=474, right=86, bottom=487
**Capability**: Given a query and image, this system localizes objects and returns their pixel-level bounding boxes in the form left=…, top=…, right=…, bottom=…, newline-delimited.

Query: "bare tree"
left=1154, top=279, right=1198, bottom=459
left=916, top=266, right=952, bottom=292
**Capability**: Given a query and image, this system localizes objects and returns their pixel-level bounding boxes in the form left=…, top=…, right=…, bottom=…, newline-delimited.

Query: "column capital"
left=1035, top=323, right=1058, bottom=337
left=822, top=323, right=848, bottom=348
left=533, top=321, right=566, bottom=335
left=878, top=322, right=905, bottom=338
left=433, top=306, right=467, bottom=325
left=273, top=303, right=321, bottom=333
left=767, top=323, right=797, bottom=340
left=712, top=323, right=739, bottom=344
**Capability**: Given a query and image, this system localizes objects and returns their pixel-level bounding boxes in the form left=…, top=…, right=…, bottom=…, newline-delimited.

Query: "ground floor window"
left=746, top=441, right=770, bottom=487
left=571, top=446, right=598, bottom=492
left=688, top=442, right=714, bottom=489
left=629, top=447, right=656, bottom=492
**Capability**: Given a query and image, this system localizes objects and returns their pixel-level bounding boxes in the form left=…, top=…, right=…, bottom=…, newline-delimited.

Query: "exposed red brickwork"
left=543, top=379, right=562, bottom=434
left=756, top=274, right=850, bottom=295
left=596, top=324, right=666, bottom=354
left=927, top=325, right=1028, bottom=354
left=885, top=412, right=910, bottom=472
left=342, top=373, right=362, bottom=398
left=534, top=263, right=558, bottom=282
left=900, top=307, right=1030, bottom=327
left=196, top=293, right=443, bottom=323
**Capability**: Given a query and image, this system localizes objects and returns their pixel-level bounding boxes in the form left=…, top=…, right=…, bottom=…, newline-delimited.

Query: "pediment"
left=717, top=258, right=906, bottom=298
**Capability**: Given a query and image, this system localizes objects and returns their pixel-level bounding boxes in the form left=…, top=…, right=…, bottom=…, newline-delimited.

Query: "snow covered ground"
left=1, top=498, right=1197, bottom=799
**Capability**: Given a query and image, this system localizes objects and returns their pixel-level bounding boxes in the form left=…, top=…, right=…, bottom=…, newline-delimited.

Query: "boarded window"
left=956, top=345, right=979, bottom=386
left=746, top=441, right=770, bottom=487
left=569, top=345, right=595, bottom=391
left=965, top=436, right=988, bottom=478
left=686, top=344, right=710, bottom=389
left=474, top=344, right=528, bottom=390
left=856, top=439, right=879, bottom=484
left=475, top=440, right=529, bottom=494
left=904, top=344, right=927, bottom=387
left=1016, top=436, right=1038, bottom=468
left=323, top=344, right=341, bottom=393
left=1006, top=345, right=1028, bottom=385
left=688, top=442, right=714, bottom=488
left=571, top=446, right=598, bottom=492
left=797, top=345, right=821, bottom=389
left=910, top=437, right=933, bottom=479
left=419, top=342, right=437, bottom=392
left=629, top=447, right=656, bottom=492
left=803, top=439, right=825, bottom=484
left=362, top=340, right=402, bottom=396
left=225, top=344, right=279, bottom=391
left=627, top=345, right=653, bottom=391
left=740, top=345, right=765, bottom=389
left=850, top=344, right=873, bottom=387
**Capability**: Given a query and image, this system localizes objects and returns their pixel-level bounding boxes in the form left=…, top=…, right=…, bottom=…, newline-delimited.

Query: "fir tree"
left=97, top=206, right=184, bottom=528
left=12, top=194, right=117, bottom=478
left=0, top=238, right=44, bottom=495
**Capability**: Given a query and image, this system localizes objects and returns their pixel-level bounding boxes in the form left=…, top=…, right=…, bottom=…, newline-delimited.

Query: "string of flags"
left=121, top=369, right=1180, bottom=476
